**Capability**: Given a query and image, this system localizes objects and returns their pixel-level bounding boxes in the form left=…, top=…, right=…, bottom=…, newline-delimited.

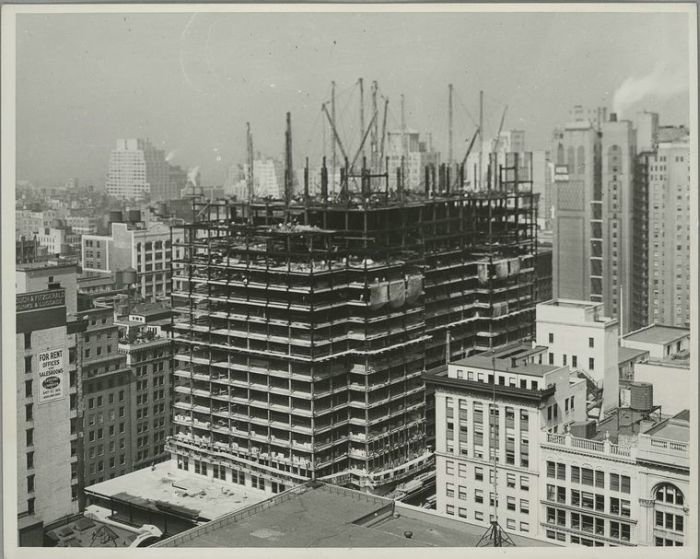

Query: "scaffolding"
left=167, top=154, right=538, bottom=492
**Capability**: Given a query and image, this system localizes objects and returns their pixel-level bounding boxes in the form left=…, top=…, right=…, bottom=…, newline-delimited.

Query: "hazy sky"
left=16, top=9, right=691, bottom=187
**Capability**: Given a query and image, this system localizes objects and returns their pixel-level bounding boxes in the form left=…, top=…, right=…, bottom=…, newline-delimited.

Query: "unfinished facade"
left=167, top=153, right=539, bottom=493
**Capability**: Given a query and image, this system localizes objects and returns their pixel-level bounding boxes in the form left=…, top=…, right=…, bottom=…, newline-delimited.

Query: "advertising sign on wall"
left=36, top=347, right=66, bottom=404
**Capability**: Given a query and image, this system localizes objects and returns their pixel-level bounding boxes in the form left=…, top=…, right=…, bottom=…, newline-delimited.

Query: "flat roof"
left=16, top=260, right=77, bottom=272
left=618, top=346, right=649, bottom=364
left=452, top=344, right=557, bottom=377
left=85, top=462, right=269, bottom=522
left=157, top=483, right=556, bottom=548
left=623, top=324, right=690, bottom=346
left=645, top=410, right=690, bottom=442
left=46, top=514, right=142, bottom=547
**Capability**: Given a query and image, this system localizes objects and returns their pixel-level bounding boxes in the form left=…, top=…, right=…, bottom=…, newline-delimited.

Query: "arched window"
left=652, top=483, right=686, bottom=546
left=655, top=483, right=684, bottom=506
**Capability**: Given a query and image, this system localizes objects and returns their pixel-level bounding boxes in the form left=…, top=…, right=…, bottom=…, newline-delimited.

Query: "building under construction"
left=166, top=111, right=539, bottom=494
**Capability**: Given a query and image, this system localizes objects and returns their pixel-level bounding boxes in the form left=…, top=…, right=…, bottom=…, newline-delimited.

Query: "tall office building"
left=552, top=111, right=636, bottom=333
left=167, top=159, right=538, bottom=495
left=645, top=133, right=690, bottom=328
left=386, top=130, right=440, bottom=190
left=105, top=139, right=183, bottom=202
left=16, top=261, right=82, bottom=545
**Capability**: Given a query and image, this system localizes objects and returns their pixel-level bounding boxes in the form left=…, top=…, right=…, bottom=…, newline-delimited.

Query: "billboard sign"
left=16, top=289, right=65, bottom=312
left=37, top=347, right=66, bottom=404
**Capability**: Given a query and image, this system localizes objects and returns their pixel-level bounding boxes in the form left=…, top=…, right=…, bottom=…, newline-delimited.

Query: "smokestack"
left=304, top=157, right=309, bottom=200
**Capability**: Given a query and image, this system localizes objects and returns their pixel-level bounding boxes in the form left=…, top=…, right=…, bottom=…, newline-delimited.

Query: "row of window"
left=546, top=462, right=631, bottom=493
left=445, top=505, right=530, bottom=532
left=444, top=461, right=530, bottom=490
left=546, top=507, right=631, bottom=541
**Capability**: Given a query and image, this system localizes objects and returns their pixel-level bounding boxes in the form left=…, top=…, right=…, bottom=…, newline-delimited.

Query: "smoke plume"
left=613, top=64, right=687, bottom=118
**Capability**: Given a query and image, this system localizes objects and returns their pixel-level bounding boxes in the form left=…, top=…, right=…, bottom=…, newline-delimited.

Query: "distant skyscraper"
left=551, top=110, right=637, bottom=334
left=645, top=132, right=690, bottom=328
left=105, top=139, right=183, bottom=202
left=386, top=130, right=440, bottom=189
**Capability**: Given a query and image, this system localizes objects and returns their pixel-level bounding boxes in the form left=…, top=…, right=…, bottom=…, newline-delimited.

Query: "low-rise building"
left=621, top=324, right=690, bottom=360
left=535, top=299, right=619, bottom=412
left=115, top=302, right=174, bottom=470
left=82, top=215, right=181, bottom=302
left=538, top=407, right=689, bottom=547
left=78, top=306, right=133, bottom=487
left=424, top=343, right=587, bottom=540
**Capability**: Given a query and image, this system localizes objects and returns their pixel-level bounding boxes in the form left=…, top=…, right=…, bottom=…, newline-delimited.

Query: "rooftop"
left=45, top=509, right=158, bottom=548
left=156, top=482, right=556, bottom=548
left=645, top=409, right=690, bottom=443
left=130, top=302, right=171, bottom=317
left=618, top=346, right=649, bottom=364
left=452, top=343, right=556, bottom=377
left=623, top=324, right=690, bottom=346
left=16, top=259, right=77, bottom=272
left=85, top=462, right=269, bottom=522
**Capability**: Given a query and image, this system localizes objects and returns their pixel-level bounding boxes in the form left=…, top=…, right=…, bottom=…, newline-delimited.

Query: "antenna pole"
left=331, top=80, right=337, bottom=194
left=359, top=77, right=365, bottom=163
left=246, top=122, right=254, bottom=206
left=478, top=90, right=484, bottom=190
left=448, top=83, right=454, bottom=165
left=401, top=93, right=407, bottom=188
left=371, top=81, right=378, bottom=173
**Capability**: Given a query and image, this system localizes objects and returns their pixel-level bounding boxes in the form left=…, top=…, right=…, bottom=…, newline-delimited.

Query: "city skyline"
left=16, top=10, right=691, bottom=187
left=4, top=4, right=696, bottom=552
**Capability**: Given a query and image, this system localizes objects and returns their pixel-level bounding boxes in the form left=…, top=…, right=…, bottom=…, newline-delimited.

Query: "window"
left=446, top=504, right=454, bottom=516
left=548, top=333, right=554, bottom=343
left=475, top=467, right=483, bottom=481
left=26, top=429, right=33, bottom=446
left=458, top=507, right=467, bottom=519
left=520, top=499, right=529, bottom=514
left=572, top=355, right=577, bottom=368
left=620, top=475, right=630, bottom=494
left=25, top=404, right=33, bottom=421
left=520, top=522, right=529, bottom=532
left=507, top=497, right=516, bottom=511
left=475, top=511, right=484, bottom=521
left=588, top=357, right=595, bottom=371
left=506, top=473, right=515, bottom=488
left=520, top=476, right=529, bottom=491
left=458, top=485, right=467, bottom=500
left=548, top=353, right=554, bottom=365
left=475, top=489, right=484, bottom=504
left=446, top=483, right=455, bottom=498
left=26, top=451, right=34, bottom=469
left=581, top=468, right=594, bottom=486
left=24, top=332, right=32, bottom=349
left=445, top=461, right=454, bottom=475
left=25, top=380, right=32, bottom=398
left=458, top=463, right=467, bottom=478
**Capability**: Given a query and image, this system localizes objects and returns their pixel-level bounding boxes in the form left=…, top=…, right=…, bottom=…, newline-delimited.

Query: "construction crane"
left=453, top=127, right=480, bottom=189
left=322, top=102, right=349, bottom=163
